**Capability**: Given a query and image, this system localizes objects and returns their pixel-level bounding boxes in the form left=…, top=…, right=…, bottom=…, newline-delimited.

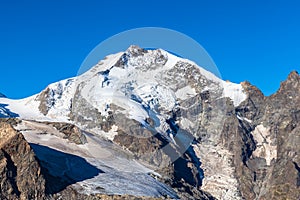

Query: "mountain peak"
left=126, top=45, right=148, bottom=55
left=241, top=81, right=265, bottom=98
left=287, top=70, right=299, bottom=82
left=276, top=70, right=300, bottom=95
left=123, top=45, right=157, bottom=60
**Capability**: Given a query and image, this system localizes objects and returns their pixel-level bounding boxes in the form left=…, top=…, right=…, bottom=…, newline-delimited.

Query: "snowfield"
left=16, top=120, right=178, bottom=198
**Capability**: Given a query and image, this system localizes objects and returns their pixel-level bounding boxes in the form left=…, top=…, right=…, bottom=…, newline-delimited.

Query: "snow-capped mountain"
left=0, top=45, right=247, bottom=151
left=0, top=45, right=246, bottom=124
left=1, top=46, right=299, bottom=200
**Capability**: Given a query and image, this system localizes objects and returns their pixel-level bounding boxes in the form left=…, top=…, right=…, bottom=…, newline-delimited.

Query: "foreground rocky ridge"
left=0, top=119, right=46, bottom=200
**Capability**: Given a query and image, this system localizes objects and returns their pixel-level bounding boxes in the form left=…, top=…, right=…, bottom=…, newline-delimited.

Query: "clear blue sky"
left=0, top=0, right=299, bottom=99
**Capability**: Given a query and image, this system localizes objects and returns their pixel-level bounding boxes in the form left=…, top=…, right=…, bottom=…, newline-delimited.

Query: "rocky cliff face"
left=82, top=69, right=300, bottom=200
left=0, top=119, right=46, bottom=200
left=233, top=71, right=300, bottom=199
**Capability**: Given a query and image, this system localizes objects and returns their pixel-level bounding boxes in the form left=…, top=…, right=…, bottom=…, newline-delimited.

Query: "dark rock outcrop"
left=0, top=120, right=46, bottom=200
left=37, top=87, right=54, bottom=116
left=45, top=122, right=87, bottom=144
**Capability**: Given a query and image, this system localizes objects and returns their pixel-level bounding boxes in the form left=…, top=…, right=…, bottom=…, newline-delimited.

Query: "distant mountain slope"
left=0, top=93, right=6, bottom=98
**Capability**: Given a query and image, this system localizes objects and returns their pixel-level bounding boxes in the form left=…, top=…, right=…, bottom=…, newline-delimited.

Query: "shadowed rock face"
left=231, top=71, right=300, bottom=199
left=0, top=119, right=46, bottom=200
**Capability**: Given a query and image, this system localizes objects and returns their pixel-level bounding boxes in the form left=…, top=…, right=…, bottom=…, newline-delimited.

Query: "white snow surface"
left=222, top=81, right=247, bottom=107
left=175, top=85, right=197, bottom=100
left=0, top=96, right=48, bottom=120
left=45, top=78, right=76, bottom=120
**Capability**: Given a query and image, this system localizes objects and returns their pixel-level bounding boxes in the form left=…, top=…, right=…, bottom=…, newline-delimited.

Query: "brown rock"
left=0, top=121, right=46, bottom=200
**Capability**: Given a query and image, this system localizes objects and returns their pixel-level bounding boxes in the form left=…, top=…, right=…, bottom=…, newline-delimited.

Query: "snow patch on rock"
left=193, top=143, right=242, bottom=200
left=251, top=124, right=277, bottom=166
left=222, top=81, right=247, bottom=107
